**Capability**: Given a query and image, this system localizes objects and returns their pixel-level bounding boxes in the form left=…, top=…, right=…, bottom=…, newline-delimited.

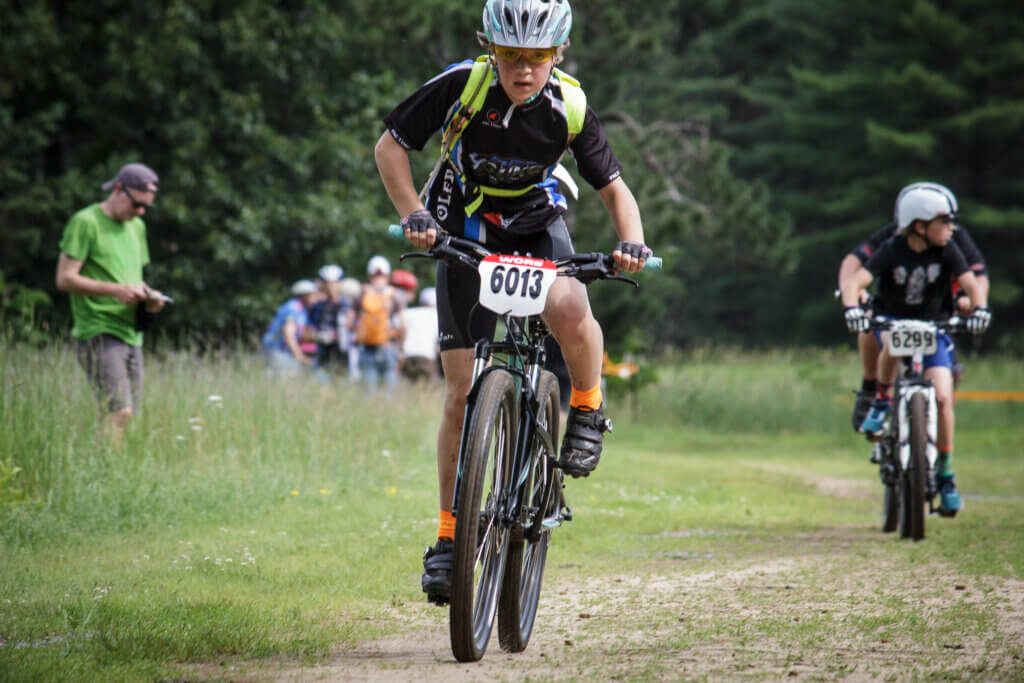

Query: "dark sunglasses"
left=122, top=186, right=154, bottom=210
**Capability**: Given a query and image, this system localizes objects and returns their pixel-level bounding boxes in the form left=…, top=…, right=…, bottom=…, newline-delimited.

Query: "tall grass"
left=1, top=341, right=441, bottom=547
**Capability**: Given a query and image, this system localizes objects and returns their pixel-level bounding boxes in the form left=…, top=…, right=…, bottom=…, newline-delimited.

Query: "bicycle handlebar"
left=387, top=224, right=662, bottom=285
left=870, top=314, right=967, bottom=335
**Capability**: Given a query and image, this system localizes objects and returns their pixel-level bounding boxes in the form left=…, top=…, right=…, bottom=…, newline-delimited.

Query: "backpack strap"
left=553, top=68, right=586, bottom=136
left=418, top=56, right=494, bottom=203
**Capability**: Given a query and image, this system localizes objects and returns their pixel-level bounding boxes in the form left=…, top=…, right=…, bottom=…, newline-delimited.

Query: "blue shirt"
left=261, top=298, right=307, bottom=352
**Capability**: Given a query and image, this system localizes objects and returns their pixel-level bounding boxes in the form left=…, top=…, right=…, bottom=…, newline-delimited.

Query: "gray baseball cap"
left=102, top=163, right=159, bottom=192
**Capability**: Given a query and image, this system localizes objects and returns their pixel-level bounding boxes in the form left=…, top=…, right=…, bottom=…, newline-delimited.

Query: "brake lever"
left=606, top=274, right=639, bottom=288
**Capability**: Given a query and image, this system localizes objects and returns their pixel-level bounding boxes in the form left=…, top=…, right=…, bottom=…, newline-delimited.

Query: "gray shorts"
left=75, top=334, right=144, bottom=414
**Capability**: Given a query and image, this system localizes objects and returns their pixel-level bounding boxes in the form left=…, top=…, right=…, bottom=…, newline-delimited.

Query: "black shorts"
left=436, top=217, right=575, bottom=351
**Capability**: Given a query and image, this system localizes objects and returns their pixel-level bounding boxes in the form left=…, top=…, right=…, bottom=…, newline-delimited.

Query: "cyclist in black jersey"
left=374, top=0, right=650, bottom=605
left=837, top=182, right=991, bottom=430
left=839, top=185, right=989, bottom=516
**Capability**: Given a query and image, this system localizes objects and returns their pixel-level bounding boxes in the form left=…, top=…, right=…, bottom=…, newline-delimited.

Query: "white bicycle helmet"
left=291, top=279, right=317, bottom=296
left=367, top=255, right=391, bottom=276
left=339, top=277, right=362, bottom=300
left=482, top=0, right=573, bottom=48
left=893, top=182, right=958, bottom=222
left=896, top=186, right=958, bottom=230
left=317, top=264, right=344, bottom=282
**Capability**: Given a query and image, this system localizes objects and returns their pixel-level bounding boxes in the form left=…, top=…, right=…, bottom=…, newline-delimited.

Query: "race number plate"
left=477, top=254, right=557, bottom=316
left=883, top=321, right=938, bottom=357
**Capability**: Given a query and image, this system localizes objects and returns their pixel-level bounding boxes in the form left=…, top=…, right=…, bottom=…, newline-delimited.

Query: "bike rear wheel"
left=498, top=370, right=561, bottom=653
left=898, top=393, right=927, bottom=541
left=450, top=369, right=518, bottom=662
left=879, top=442, right=900, bottom=533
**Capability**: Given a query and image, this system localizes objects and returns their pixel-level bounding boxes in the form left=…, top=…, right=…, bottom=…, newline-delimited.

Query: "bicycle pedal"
left=561, top=505, right=573, bottom=522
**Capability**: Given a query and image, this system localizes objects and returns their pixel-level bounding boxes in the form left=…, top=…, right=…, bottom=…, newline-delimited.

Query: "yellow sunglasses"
left=493, top=45, right=558, bottom=64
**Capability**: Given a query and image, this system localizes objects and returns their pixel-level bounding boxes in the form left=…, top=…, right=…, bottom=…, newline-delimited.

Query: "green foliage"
left=0, top=270, right=54, bottom=345
left=3, top=0, right=1023, bottom=351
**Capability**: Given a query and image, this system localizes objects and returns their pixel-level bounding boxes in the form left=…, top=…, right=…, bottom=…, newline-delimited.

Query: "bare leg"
left=542, top=277, right=602, bottom=392
left=437, top=348, right=474, bottom=511
left=926, top=366, right=955, bottom=449
left=858, top=331, right=879, bottom=380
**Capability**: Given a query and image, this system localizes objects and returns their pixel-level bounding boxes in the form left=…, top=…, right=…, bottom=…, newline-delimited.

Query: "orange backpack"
left=355, top=286, right=393, bottom=346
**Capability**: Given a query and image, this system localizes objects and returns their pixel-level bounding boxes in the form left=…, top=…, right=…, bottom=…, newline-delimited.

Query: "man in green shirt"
left=56, top=163, right=166, bottom=444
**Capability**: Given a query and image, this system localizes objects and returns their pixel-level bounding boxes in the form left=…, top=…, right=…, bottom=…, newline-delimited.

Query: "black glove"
left=401, top=209, right=439, bottom=235
left=967, top=306, right=992, bottom=334
left=614, top=241, right=653, bottom=260
left=844, top=305, right=869, bottom=333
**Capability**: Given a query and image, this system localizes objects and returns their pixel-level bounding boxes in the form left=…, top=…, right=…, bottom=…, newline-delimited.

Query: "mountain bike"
left=389, top=224, right=659, bottom=661
left=863, top=315, right=966, bottom=541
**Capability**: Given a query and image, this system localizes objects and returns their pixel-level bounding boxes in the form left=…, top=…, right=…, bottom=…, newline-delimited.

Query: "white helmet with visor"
left=893, top=182, right=958, bottom=223
left=896, top=186, right=958, bottom=230
left=482, top=0, right=573, bottom=48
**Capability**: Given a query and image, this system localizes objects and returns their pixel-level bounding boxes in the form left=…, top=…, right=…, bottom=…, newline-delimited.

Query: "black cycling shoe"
left=421, top=538, right=453, bottom=606
left=558, top=404, right=612, bottom=478
left=851, top=390, right=873, bottom=433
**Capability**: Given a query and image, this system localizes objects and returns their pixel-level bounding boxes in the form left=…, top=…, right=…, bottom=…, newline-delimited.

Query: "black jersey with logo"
left=383, top=59, right=622, bottom=237
left=865, top=235, right=969, bottom=319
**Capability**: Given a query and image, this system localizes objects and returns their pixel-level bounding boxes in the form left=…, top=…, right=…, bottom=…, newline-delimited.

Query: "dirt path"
left=249, top=544, right=1023, bottom=682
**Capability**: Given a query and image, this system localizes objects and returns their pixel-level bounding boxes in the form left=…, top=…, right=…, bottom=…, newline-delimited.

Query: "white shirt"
left=401, top=306, right=439, bottom=359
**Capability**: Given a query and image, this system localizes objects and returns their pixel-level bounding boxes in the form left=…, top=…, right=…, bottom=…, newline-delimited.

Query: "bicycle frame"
left=451, top=313, right=563, bottom=538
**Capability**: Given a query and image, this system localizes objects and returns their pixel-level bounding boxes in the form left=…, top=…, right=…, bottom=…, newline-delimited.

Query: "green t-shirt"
left=59, top=203, right=150, bottom=346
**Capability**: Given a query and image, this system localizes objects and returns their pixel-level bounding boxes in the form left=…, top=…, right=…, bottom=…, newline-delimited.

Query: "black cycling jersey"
left=866, top=235, right=969, bottom=319
left=852, top=220, right=986, bottom=276
left=383, top=59, right=622, bottom=238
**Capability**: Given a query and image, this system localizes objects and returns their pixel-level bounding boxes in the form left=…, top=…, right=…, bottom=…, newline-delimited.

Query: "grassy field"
left=1, top=342, right=1022, bottom=681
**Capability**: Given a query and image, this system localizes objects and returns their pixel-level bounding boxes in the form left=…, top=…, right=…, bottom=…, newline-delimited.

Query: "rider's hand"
left=844, top=305, right=869, bottom=333
left=402, top=209, right=439, bottom=250
left=612, top=240, right=652, bottom=273
left=967, top=306, right=992, bottom=335
left=115, top=284, right=148, bottom=306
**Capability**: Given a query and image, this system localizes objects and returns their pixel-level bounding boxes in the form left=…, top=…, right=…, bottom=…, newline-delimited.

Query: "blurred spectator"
left=400, top=286, right=440, bottom=382
left=307, top=264, right=351, bottom=376
left=262, top=279, right=319, bottom=377
left=339, top=276, right=362, bottom=379
left=348, top=256, right=403, bottom=391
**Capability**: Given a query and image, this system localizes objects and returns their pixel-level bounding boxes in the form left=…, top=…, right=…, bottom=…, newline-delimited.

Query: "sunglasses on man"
left=122, top=186, right=154, bottom=210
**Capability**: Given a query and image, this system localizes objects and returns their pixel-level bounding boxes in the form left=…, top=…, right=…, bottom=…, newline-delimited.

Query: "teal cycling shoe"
left=937, top=474, right=962, bottom=518
left=859, top=400, right=890, bottom=437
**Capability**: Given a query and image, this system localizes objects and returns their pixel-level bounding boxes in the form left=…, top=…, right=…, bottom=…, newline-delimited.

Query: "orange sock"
left=437, top=509, right=456, bottom=540
left=570, top=383, right=603, bottom=411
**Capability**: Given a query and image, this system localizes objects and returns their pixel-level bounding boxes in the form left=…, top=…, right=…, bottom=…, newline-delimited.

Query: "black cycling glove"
left=402, top=209, right=439, bottom=235
left=615, top=241, right=653, bottom=260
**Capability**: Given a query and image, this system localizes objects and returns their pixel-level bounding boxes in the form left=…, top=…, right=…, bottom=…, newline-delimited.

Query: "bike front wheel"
left=498, top=370, right=561, bottom=653
left=450, top=369, right=518, bottom=662
left=899, top=393, right=927, bottom=541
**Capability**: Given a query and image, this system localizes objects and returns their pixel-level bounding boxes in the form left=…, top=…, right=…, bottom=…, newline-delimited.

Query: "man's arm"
left=56, top=253, right=148, bottom=305
left=957, top=272, right=986, bottom=311
left=840, top=267, right=874, bottom=307
left=598, top=177, right=646, bottom=273
left=282, top=319, right=311, bottom=365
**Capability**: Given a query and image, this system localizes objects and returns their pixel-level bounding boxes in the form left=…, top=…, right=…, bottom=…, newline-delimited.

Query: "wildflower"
left=290, top=490, right=300, bottom=496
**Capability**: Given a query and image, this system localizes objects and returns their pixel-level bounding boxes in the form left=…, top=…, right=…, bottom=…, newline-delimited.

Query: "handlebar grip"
left=388, top=224, right=404, bottom=239
left=644, top=256, right=663, bottom=271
